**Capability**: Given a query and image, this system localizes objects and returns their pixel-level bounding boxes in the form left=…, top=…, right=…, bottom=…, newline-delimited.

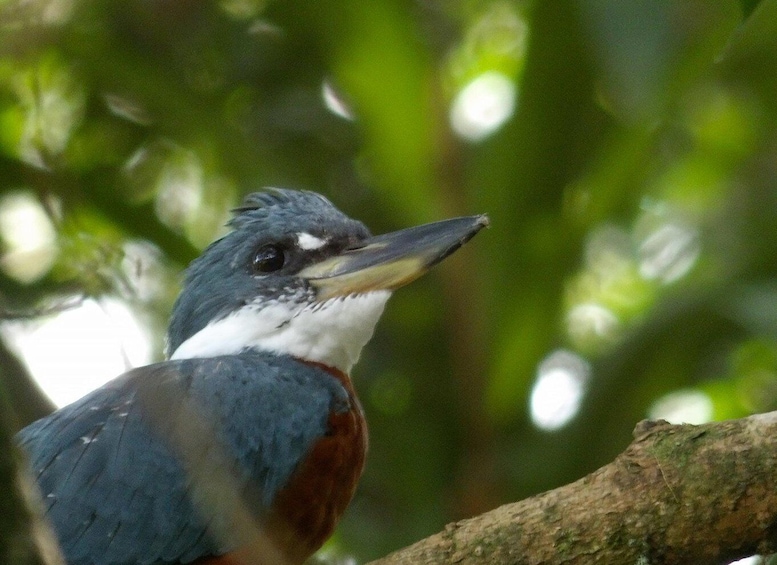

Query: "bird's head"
left=168, top=189, right=488, bottom=373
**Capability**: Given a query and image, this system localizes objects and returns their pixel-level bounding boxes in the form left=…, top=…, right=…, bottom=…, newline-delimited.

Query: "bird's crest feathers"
left=228, top=188, right=337, bottom=230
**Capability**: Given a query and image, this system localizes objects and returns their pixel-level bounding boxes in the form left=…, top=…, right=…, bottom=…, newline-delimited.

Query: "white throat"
left=170, top=291, right=391, bottom=373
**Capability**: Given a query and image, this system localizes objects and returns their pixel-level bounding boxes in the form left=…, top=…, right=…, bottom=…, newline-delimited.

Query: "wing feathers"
left=17, top=352, right=345, bottom=565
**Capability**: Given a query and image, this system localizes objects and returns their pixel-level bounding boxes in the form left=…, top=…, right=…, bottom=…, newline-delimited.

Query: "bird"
left=16, top=188, right=488, bottom=565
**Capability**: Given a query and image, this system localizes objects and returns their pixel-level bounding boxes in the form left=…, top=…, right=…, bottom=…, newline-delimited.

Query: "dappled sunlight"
left=449, top=71, right=515, bottom=142
left=0, top=190, right=58, bottom=282
left=1, top=55, right=85, bottom=168
left=38, top=0, right=76, bottom=25
left=219, top=0, right=267, bottom=20
left=444, top=2, right=527, bottom=142
left=564, top=224, right=653, bottom=351
left=633, top=198, right=701, bottom=285
left=0, top=0, right=75, bottom=28
left=530, top=350, right=591, bottom=431
left=648, top=389, right=713, bottom=425
left=727, top=556, right=761, bottom=565
left=565, top=196, right=704, bottom=351
left=124, top=140, right=236, bottom=248
left=103, top=92, right=152, bottom=125
left=557, top=80, right=754, bottom=353
left=153, top=145, right=205, bottom=231
left=322, top=79, right=355, bottom=121
left=120, top=239, right=169, bottom=302
left=566, top=302, right=619, bottom=345
left=1, top=297, right=152, bottom=407
left=637, top=220, right=699, bottom=284
left=584, top=224, right=633, bottom=274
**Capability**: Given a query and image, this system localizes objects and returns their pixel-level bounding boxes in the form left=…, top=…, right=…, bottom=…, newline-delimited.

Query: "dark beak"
left=298, top=214, right=489, bottom=300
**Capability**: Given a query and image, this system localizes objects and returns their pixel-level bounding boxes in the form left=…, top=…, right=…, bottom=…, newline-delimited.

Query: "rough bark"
left=368, top=412, right=777, bottom=565
left=0, top=337, right=56, bottom=431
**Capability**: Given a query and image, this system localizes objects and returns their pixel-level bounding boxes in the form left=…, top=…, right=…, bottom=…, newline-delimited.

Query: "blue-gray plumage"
left=16, top=188, right=488, bottom=565
left=167, top=191, right=370, bottom=355
left=18, top=352, right=349, bottom=565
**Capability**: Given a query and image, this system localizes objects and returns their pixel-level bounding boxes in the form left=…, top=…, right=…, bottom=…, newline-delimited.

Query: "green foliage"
left=1, top=0, right=777, bottom=561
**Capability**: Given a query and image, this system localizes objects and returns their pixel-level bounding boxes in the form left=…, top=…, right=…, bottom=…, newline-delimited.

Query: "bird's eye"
left=252, top=244, right=285, bottom=273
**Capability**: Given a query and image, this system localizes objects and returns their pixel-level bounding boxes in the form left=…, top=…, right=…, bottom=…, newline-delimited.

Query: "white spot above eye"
left=296, top=232, right=328, bottom=251
left=170, top=291, right=391, bottom=373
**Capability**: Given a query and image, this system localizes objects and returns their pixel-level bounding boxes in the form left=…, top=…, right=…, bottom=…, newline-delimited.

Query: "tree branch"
left=368, top=413, right=777, bottom=565
left=0, top=374, right=63, bottom=565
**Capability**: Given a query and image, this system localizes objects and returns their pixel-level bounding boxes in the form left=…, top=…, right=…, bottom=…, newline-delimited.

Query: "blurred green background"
left=1, top=0, right=777, bottom=561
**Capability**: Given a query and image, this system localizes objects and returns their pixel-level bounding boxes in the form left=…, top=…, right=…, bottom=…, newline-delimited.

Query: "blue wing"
left=17, top=352, right=347, bottom=565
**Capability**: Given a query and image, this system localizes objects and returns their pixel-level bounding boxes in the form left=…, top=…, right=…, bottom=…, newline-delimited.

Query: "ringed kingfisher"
left=16, top=188, right=488, bottom=565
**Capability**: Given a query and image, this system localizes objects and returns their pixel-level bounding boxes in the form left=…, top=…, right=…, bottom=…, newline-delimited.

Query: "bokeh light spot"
left=11, top=58, right=85, bottom=168
left=449, top=71, right=516, bottom=142
left=0, top=191, right=58, bottom=282
left=727, top=556, right=759, bottom=565
left=638, top=222, right=699, bottom=283
left=567, top=302, right=620, bottom=344
left=648, top=389, right=713, bottom=424
left=322, top=79, right=355, bottom=121
left=530, top=350, right=591, bottom=431
left=2, top=298, right=152, bottom=407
